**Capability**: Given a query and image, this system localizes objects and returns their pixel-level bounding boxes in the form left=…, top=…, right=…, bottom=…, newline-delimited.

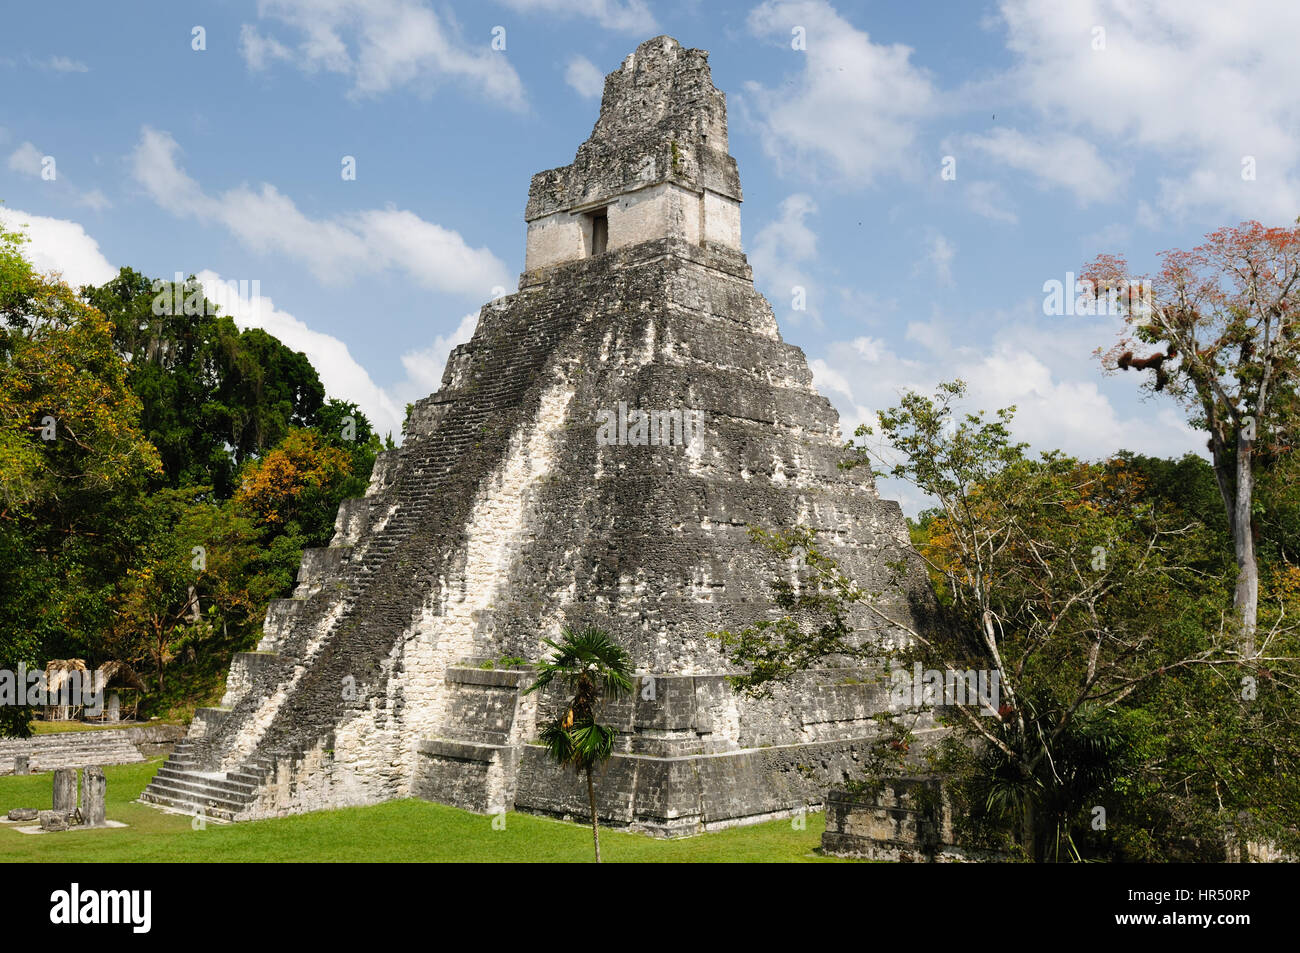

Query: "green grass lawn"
left=0, top=760, right=851, bottom=862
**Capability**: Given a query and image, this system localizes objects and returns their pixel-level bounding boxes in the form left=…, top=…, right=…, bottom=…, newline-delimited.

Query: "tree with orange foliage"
left=1087, top=221, right=1300, bottom=655
left=233, top=428, right=353, bottom=535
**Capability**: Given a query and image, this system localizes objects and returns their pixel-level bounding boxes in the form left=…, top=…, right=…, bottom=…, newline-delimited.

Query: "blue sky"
left=3, top=0, right=1297, bottom=512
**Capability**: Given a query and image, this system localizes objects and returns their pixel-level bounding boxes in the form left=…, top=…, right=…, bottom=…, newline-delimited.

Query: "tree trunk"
left=1234, top=427, right=1259, bottom=656
left=586, top=766, right=601, bottom=863
left=1022, top=796, right=1037, bottom=863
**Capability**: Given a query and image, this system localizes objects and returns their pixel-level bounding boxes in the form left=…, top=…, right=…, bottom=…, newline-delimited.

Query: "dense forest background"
left=0, top=221, right=390, bottom=734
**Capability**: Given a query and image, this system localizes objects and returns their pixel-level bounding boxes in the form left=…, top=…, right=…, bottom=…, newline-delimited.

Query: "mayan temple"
left=140, top=35, right=935, bottom=835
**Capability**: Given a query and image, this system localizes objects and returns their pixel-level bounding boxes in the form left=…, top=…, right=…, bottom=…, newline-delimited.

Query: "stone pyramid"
left=141, top=35, right=935, bottom=835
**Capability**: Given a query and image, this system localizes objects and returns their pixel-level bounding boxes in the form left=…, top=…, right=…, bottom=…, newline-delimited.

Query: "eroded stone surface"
left=82, top=766, right=106, bottom=827
left=52, top=767, right=76, bottom=813
left=39, top=809, right=74, bottom=832
left=525, top=36, right=742, bottom=274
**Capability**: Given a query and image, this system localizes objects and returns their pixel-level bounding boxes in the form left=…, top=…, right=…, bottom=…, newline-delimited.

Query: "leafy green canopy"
left=0, top=228, right=390, bottom=729
left=82, top=268, right=326, bottom=497
left=0, top=227, right=162, bottom=734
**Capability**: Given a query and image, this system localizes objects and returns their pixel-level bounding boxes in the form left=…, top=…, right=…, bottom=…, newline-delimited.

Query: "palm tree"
left=524, top=624, right=633, bottom=862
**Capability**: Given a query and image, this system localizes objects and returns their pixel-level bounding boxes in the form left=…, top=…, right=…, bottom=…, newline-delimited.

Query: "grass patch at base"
left=0, top=760, right=850, bottom=863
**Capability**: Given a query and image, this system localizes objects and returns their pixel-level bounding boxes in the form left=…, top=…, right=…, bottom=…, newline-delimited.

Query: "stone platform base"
left=512, top=739, right=875, bottom=837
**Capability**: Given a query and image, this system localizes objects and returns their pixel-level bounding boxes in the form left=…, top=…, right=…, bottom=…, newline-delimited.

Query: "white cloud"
left=240, top=26, right=292, bottom=71
left=46, top=56, right=89, bottom=73
left=198, top=280, right=489, bottom=443
left=749, top=193, right=821, bottom=323
left=6, top=142, right=43, bottom=176
left=564, top=55, right=606, bottom=99
left=1135, top=200, right=1161, bottom=231
left=130, top=127, right=509, bottom=298
left=1083, top=222, right=1132, bottom=252
left=205, top=274, right=492, bottom=441
left=0, top=205, right=471, bottom=441
left=8, top=140, right=113, bottom=209
left=850, top=336, right=887, bottom=363
left=198, top=270, right=408, bottom=438
left=961, top=128, right=1127, bottom=206
left=495, top=0, right=656, bottom=33
left=904, top=320, right=948, bottom=354
left=808, top=357, right=874, bottom=434
left=919, top=232, right=955, bottom=285
left=837, top=286, right=900, bottom=328
left=240, top=0, right=526, bottom=108
left=76, top=189, right=111, bottom=212
left=809, top=308, right=1204, bottom=513
left=962, top=180, right=1018, bottom=224
left=742, top=0, right=935, bottom=185
left=0, top=207, right=117, bottom=287
left=997, top=0, right=1300, bottom=221
left=398, top=311, right=478, bottom=399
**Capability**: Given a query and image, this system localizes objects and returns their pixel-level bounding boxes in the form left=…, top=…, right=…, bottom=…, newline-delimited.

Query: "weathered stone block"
left=52, top=767, right=77, bottom=813
left=38, top=810, right=72, bottom=832
left=81, top=765, right=106, bottom=827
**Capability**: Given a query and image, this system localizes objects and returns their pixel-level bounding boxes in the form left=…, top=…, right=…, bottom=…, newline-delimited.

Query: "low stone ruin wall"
left=821, top=780, right=1010, bottom=862
left=0, top=723, right=186, bottom=775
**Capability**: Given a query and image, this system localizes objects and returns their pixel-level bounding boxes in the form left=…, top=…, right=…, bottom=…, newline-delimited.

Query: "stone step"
left=0, top=731, right=146, bottom=773
left=138, top=789, right=238, bottom=822
left=0, top=736, right=142, bottom=753
left=220, top=652, right=290, bottom=708
left=145, top=773, right=252, bottom=806
left=138, top=793, right=240, bottom=821
left=153, top=765, right=256, bottom=797
left=257, top=598, right=307, bottom=651
left=0, top=742, right=141, bottom=756
left=141, top=777, right=249, bottom=813
left=145, top=266, right=574, bottom=819
left=189, top=706, right=234, bottom=735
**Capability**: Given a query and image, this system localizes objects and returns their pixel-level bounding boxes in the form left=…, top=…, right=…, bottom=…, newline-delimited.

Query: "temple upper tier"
left=523, top=35, right=743, bottom=275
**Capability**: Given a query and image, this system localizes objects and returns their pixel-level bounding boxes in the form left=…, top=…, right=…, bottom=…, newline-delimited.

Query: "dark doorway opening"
left=588, top=207, right=608, bottom=256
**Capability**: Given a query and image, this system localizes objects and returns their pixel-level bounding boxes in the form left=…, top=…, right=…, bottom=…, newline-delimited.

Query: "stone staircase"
left=138, top=721, right=269, bottom=821
left=138, top=282, right=582, bottom=818
left=0, top=728, right=145, bottom=774
left=223, top=298, right=571, bottom=764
